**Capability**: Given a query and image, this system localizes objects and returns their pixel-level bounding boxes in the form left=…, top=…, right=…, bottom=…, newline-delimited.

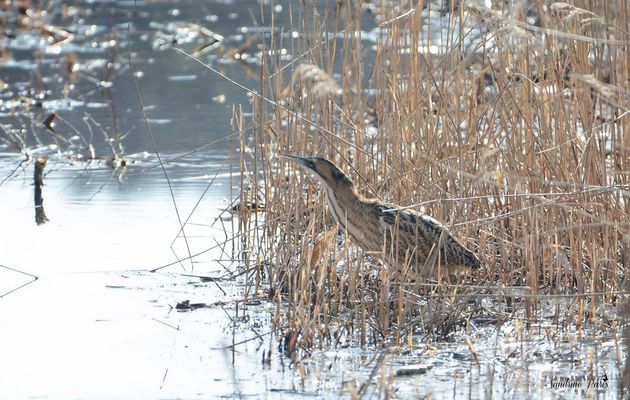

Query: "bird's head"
left=282, top=155, right=353, bottom=191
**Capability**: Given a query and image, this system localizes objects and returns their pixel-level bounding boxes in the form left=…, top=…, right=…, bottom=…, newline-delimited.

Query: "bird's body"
left=284, top=155, right=481, bottom=276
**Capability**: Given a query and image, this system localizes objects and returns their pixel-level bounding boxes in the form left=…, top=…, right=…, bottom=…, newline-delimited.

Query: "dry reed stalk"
left=232, top=0, right=629, bottom=351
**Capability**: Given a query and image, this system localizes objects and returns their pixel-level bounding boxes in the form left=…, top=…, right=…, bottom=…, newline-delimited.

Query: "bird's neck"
left=327, top=182, right=360, bottom=204
left=323, top=182, right=379, bottom=250
left=324, top=183, right=361, bottom=224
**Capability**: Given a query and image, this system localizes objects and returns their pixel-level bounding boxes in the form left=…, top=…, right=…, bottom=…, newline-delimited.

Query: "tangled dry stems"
left=233, top=1, right=629, bottom=351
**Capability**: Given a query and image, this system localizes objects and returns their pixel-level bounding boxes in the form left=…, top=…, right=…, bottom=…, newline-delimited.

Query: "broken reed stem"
left=34, top=156, right=49, bottom=225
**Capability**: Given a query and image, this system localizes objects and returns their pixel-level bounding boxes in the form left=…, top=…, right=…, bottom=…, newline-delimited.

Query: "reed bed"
left=232, top=1, right=629, bottom=352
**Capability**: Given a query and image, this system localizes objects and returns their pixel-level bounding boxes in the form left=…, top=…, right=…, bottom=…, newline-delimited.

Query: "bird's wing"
left=378, top=207, right=480, bottom=269
left=405, top=210, right=480, bottom=268
left=378, top=207, right=443, bottom=244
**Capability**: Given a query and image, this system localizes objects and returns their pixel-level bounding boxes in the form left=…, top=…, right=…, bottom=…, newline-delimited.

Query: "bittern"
left=283, top=155, right=481, bottom=277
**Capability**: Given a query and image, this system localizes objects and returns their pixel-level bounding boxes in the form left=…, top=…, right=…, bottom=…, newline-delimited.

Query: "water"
left=0, top=1, right=276, bottom=398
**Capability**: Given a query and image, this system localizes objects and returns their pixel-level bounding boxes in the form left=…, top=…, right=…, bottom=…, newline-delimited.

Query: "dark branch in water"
left=34, top=157, right=49, bottom=225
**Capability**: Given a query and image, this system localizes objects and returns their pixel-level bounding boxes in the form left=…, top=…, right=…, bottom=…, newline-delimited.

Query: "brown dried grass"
left=233, top=1, right=629, bottom=351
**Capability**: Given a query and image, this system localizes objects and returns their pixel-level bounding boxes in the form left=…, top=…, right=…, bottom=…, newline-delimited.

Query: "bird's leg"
left=397, top=250, right=417, bottom=282
left=420, top=243, right=440, bottom=277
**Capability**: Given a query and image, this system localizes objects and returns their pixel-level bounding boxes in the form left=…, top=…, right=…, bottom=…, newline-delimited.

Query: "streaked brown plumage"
left=283, top=155, right=481, bottom=277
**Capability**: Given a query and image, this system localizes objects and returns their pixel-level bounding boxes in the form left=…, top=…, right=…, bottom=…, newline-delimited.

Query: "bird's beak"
left=280, top=154, right=314, bottom=171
